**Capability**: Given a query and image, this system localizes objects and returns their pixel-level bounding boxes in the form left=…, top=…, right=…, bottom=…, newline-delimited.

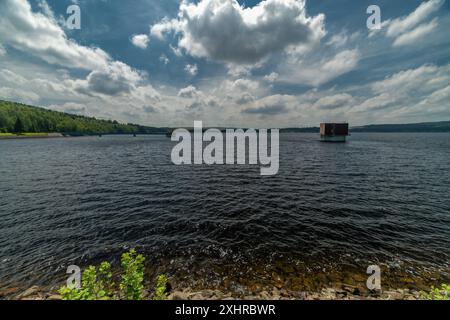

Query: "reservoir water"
left=0, top=133, right=449, bottom=292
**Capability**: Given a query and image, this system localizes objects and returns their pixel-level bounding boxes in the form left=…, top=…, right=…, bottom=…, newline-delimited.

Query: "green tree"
left=1, top=100, right=166, bottom=135
left=13, top=117, right=24, bottom=133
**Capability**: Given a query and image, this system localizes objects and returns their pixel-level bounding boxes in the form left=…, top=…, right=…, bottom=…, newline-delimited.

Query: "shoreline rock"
left=2, top=285, right=421, bottom=301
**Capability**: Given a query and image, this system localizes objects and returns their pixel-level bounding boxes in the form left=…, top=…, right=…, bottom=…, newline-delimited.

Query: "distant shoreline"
left=0, top=133, right=64, bottom=140
left=2, top=131, right=450, bottom=140
left=0, top=132, right=170, bottom=140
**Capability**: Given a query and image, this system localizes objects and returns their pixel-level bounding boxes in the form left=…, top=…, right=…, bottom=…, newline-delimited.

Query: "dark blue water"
left=0, top=133, right=449, bottom=290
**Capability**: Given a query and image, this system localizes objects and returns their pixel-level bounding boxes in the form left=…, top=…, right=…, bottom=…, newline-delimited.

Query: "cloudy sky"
left=0, top=0, right=449, bottom=127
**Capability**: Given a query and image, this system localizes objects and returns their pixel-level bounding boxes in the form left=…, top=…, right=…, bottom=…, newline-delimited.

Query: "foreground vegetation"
left=56, top=248, right=448, bottom=301
left=421, top=284, right=450, bottom=300
left=0, top=100, right=166, bottom=135
left=59, top=249, right=168, bottom=300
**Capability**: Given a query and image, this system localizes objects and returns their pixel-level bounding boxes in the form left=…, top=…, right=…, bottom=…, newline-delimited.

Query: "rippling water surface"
left=0, top=133, right=449, bottom=291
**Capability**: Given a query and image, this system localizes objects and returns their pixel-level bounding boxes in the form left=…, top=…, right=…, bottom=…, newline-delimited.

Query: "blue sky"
left=0, top=0, right=449, bottom=127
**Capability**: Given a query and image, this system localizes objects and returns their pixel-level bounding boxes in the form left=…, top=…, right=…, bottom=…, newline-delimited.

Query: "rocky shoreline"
left=1, top=284, right=422, bottom=300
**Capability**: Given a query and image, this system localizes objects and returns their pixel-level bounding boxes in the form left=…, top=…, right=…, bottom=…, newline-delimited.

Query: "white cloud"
left=175, top=85, right=222, bottom=113
left=151, top=0, right=325, bottom=65
left=169, top=44, right=183, bottom=57
left=417, top=84, right=450, bottom=108
left=242, top=95, right=295, bottom=116
left=321, top=50, right=360, bottom=75
left=0, top=0, right=153, bottom=105
left=0, top=69, right=27, bottom=85
left=0, top=0, right=110, bottom=71
left=0, top=67, right=79, bottom=103
left=235, top=92, right=255, bottom=105
left=264, top=72, right=279, bottom=83
left=230, top=78, right=259, bottom=92
left=48, top=102, right=87, bottom=115
left=130, top=34, right=150, bottom=49
left=0, top=44, right=6, bottom=56
left=371, top=64, right=446, bottom=95
left=227, top=65, right=253, bottom=77
left=386, top=0, right=444, bottom=38
left=0, top=0, right=146, bottom=100
left=151, top=17, right=180, bottom=40
left=211, top=78, right=261, bottom=103
left=313, top=93, right=354, bottom=110
left=352, top=93, right=395, bottom=113
left=281, top=49, right=360, bottom=87
left=382, top=0, right=444, bottom=47
left=0, top=87, right=40, bottom=104
left=326, top=30, right=361, bottom=49
left=37, top=0, right=56, bottom=20
left=392, top=19, right=439, bottom=47
left=69, top=62, right=145, bottom=96
left=178, top=85, right=202, bottom=98
left=352, top=63, right=450, bottom=122
left=159, top=54, right=170, bottom=65
left=184, top=64, right=198, bottom=76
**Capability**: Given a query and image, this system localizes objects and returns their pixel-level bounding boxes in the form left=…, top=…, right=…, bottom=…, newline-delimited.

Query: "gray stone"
left=168, top=291, right=189, bottom=300
left=17, top=286, right=39, bottom=299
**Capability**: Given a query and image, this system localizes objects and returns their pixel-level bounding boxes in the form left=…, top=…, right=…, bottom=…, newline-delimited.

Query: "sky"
left=0, top=0, right=449, bottom=128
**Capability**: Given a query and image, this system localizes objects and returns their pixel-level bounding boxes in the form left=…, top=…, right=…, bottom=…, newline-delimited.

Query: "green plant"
left=59, top=263, right=115, bottom=300
left=59, top=286, right=82, bottom=300
left=58, top=249, right=162, bottom=301
left=153, top=275, right=168, bottom=300
left=97, top=262, right=115, bottom=299
left=119, top=249, right=146, bottom=300
left=80, top=265, right=110, bottom=300
left=421, top=284, right=450, bottom=300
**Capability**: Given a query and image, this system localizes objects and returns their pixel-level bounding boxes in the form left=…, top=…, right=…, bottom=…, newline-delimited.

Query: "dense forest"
left=0, top=100, right=167, bottom=135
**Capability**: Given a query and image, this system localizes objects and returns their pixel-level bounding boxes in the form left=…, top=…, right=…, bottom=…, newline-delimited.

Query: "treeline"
left=351, top=121, right=450, bottom=133
left=280, top=127, right=320, bottom=133
left=0, top=100, right=167, bottom=135
left=281, top=122, right=450, bottom=133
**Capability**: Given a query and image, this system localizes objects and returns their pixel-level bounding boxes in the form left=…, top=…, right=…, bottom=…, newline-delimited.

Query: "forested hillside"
left=351, top=121, right=450, bottom=132
left=0, top=100, right=166, bottom=135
